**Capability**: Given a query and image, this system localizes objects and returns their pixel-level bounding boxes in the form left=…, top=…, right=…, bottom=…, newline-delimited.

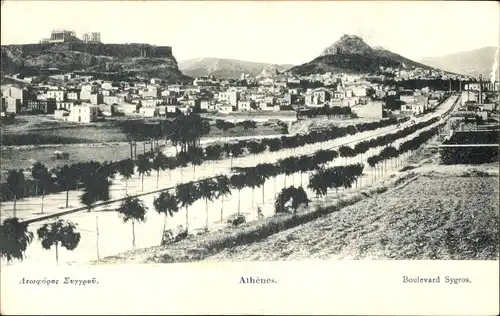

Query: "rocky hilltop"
left=319, top=34, right=373, bottom=56
left=1, top=42, right=189, bottom=82
left=290, top=34, right=436, bottom=75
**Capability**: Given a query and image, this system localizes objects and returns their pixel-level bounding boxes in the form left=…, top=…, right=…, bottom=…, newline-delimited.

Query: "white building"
left=46, top=90, right=66, bottom=102
left=238, top=100, right=254, bottom=111
left=56, top=101, right=74, bottom=111
left=139, top=107, right=158, bottom=117
left=67, top=91, right=80, bottom=100
left=218, top=91, right=240, bottom=106
left=67, top=104, right=99, bottom=123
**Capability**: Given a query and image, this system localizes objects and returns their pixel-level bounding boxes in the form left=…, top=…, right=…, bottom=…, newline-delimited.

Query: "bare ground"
left=205, top=169, right=498, bottom=261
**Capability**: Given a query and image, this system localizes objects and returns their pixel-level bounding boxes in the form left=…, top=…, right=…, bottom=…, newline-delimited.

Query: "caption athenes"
left=402, top=276, right=472, bottom=285
left=19, top=277, right=99, bottom=286
left=240, top=276, right=277, bottom=284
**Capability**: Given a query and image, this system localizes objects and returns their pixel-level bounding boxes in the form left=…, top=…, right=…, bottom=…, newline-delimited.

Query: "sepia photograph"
left=1, top=0, right=499, bottom=314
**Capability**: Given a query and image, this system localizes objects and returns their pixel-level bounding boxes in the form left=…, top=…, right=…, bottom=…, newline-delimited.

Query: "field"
left=205, top=165, right=499, bottom=261
left=0, top=114, right=286, bottom=173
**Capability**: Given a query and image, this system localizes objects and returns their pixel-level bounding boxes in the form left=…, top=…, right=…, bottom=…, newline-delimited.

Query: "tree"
left=213, top=176, right=232, bottom=221
left=80, top=170, right=111, bottom=211
left=164, top=157, right=178, bottom=183
left=136, top=154, right=152, bottom=191
left=275, top=186, right=310, bottom=214
left=117, top=158, right=135, bottom=194
left=175, top=182, right=200, bottom=234
left=31, top=163, right=53, bottom=214
left=255, top=163, right=278, bottom=203
left=247, top=141, right=266, bottom=156
left=245, top=171, right=265, bottom=206
left=54, top=165, right=77, bottom=208
left=205, top=144, right=223, bottom=173
left=6, top=169, right=25, bottom=217
left=31, top=162, right=46, bottom=196
left=187, top=147, right=204, bottom=178
left=152, top=152, right=168, bottom=188
left=0, top=218, right=34, bottom=263
left=197, top=179, right=217, bottom=229
left=117, top=197, right=148, bottom=249
left=176, top=152, right=189, bottom=181
left=153, top=191, right=179, bottom=245
left=308, top=168, right=330, bottom=200
left=171, top=114, right=211, bottom=152
left=230, top=173, right=247, bottom=214
left=216, top=119, right=234, bottom=138
left=37, top=219, right=81, bottom=265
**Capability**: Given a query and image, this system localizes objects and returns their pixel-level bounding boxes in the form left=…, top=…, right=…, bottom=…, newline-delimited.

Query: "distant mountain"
left=419, top=47, right=499, bottom=80
left=290, top=34, right=438, bottom=76
left=257, top=64, right=282, bottom=78
left=178, top=57, right=294, bottom=79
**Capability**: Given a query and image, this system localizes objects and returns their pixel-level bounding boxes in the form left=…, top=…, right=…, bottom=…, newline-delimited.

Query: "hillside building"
left=67, top=104, right=99, bottom=123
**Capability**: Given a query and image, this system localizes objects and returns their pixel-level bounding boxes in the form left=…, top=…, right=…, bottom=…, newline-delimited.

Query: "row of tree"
left=308, top=164, right=365, bottom=198
left=367, top=125, right=442, bottom=179
left=0, top=217, right=80, bottom=265
left=296, top=105, right=353, bottom=119
left=1, top=116, right=445, bottom=265
left=1, top=114, right=409, bottom=204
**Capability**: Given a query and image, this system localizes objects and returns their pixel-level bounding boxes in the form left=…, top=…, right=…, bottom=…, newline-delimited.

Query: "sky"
left=1, top=1, right=499, bottom=65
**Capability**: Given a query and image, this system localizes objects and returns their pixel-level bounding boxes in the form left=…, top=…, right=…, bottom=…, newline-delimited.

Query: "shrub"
left=275, top=186, right=310, bottom=214
left=226, top=213, right=246, bottom=227
left=399, top=165, right=416, bottom=172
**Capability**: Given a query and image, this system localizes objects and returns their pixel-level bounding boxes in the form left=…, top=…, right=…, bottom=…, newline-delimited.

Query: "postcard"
left=1, top=1, right=499, bottom=315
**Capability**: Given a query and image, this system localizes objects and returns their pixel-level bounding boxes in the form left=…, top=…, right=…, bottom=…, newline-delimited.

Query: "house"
left=142, top=87, right=160, bottom=98
left=165, top=105, right=178, bottom=113
left=54, top=108, right=70, bottom=120
left=56, top=101, right=74, bottom=111
left=142, top=99, right=163, bottom=107
left=103, top=95, right=123, bottom=105
left=218, top=91, right=240, bottom=106
left=121, top=103, right=138, bottom=115
left=401, top=103, right=425, bottom=115
left=332, top=91, right=344, bottom=99
left=200, top=100, right=218, bottom=112
left=98, top=104, right=116, bottom=116
left=101, top=82, right=113, bottom=90
left=67, top=104, right=99, bottom=123
left=81, top=83, right=99, bottom=93
left=139, top=107, right=158, bottom=117
left=2, top=86, right=31, bottom=107
left=150, top=78, right=163, bottom=85
left=352, top=86, right=368, bottom=97
left=46, top=89, right=66, bottom=102
left=342, top=97, right=360, bottom=107
left=238, top=100, right=254, bottom=111
left=67, top=91, right=80, bottom=100
left=1, top=96, right=21, bottom=113
left=26, top=99, right=56, bottom=114
left=219, top=105, right=234, bottom=113
left=90, top=93, right=103, bottom=105
left=305, top=89, right=331, bottom=107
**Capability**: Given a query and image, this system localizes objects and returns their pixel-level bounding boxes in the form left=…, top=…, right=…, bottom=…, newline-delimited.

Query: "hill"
left=1, top=42, right=190, bottom=83
left=178, top=57, right=293, bottom=79
left=419, top=47, right=499, bottom=80
left=290, top=34, right=438, bottom=76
